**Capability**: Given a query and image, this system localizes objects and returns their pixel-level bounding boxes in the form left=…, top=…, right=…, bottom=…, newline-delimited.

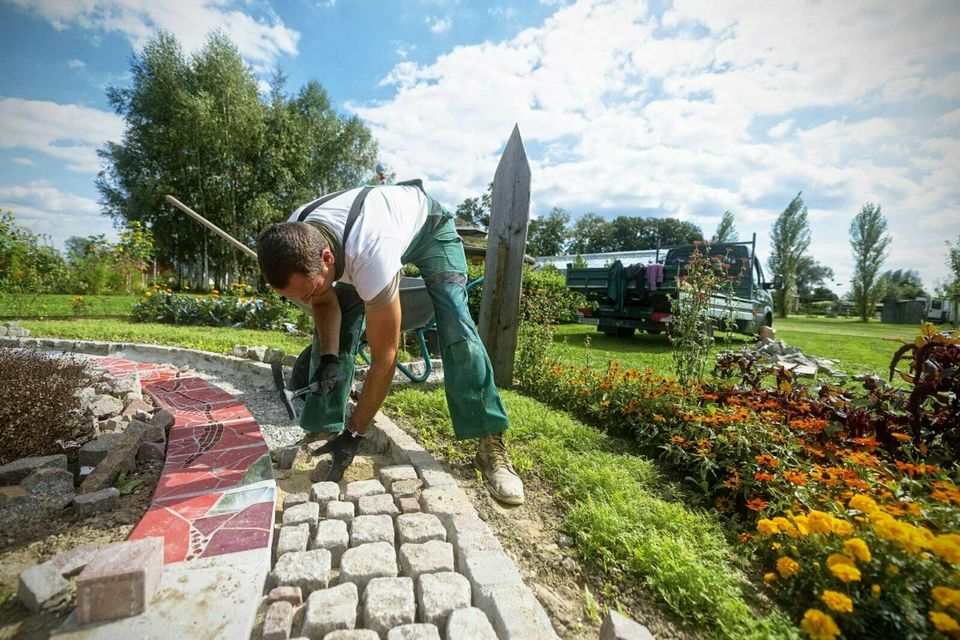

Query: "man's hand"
left=312, top=353, right=342, bottom=396
left=316, top=428, right=363, bottom=482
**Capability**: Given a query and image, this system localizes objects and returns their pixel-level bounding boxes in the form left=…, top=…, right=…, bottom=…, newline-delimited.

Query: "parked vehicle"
left=565, top=235, right=781, bottom=337
left=925, top=297, right=958, bottom=325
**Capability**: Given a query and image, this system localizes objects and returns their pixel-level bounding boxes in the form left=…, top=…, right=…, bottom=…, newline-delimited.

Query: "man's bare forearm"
left=311, top=289, right=341, bottom=355
left=348, top=355, right=396, bottom=435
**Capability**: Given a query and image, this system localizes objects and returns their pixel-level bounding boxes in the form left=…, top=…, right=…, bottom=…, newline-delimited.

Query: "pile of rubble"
left=750, top=337, right=845, bottom=379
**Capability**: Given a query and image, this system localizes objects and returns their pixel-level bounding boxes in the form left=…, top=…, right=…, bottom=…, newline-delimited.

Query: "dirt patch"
left=0, top=462, right=161, bottom=640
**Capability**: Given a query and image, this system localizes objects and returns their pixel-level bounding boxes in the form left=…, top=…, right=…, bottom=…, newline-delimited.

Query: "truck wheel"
left=600, top=326, right=634, bottom=337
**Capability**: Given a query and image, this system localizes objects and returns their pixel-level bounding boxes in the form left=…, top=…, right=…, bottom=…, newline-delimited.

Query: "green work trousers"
left=299, top=207, right=510, bottom=441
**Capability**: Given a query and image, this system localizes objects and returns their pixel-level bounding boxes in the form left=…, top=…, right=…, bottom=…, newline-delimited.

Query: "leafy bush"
left=466, top=263, right=590, bottom=325
left=0, top=349, right=93, bottom=464
left=131, top=285, right=295, bottom=330
left=0, top=211, right=70, bottom=294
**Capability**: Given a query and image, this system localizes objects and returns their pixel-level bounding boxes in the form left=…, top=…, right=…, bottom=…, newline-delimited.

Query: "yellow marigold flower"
left=933, top=586, right=960, bottom=609
left=800, top=609, right=841, bottom=640
left=871, top=584, right=881, bottom=598
left=849, top=494, right=878, bottom=513
left=832, top=519, right=854, bottom=537
left=930, top=611, right=960, bottom=634
left=827, top=553, right=856, bottom=569
left=772, top=517, right=796, bottom=537
left=888, top=564, right=900, bottom=576
left=145, top=290, right=152, bottom=297
left=757, top=519, right=779, bottom=536
left=764, top=572, right=777, bottom=584
left=931, top=534, right=960, bottom=565
left=792, top=514, right=811, bottom=537
left=807, top=511, right=836, bottom=535
left=777, top=556, right=801, bottom=578
left=830, top=562, right=861, bottom=583
left=843, top=538, right=872, bottom=563
left=821, top=590, right=854, bottom=613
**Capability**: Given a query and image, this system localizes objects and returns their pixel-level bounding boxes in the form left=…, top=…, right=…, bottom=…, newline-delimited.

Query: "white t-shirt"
left=288, top=186, right=429, bottom=302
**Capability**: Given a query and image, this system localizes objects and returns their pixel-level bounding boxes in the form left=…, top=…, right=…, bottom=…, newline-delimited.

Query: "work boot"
left=475, top=432, right=525, bottom=505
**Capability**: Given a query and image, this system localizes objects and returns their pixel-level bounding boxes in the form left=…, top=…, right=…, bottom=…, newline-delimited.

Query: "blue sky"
left=1, top=0, right=958, bottom=294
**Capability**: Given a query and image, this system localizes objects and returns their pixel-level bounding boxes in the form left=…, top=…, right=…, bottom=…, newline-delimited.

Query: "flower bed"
left=131, top=284, right=297, bottom=330
left=517, top=322, right=959, bottom=638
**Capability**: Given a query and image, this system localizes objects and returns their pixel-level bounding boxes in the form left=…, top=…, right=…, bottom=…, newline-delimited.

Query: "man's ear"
left=321, top=248, right=336, bottom=268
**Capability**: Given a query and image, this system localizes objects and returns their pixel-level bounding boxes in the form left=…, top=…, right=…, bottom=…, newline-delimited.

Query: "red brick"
left=268, top=586, right=302, bottom=606
left=399, top=497, right=421, bottom=514
left=76, top=537, right=163, bottom=624
left=263, top=600, right=294, bottom=640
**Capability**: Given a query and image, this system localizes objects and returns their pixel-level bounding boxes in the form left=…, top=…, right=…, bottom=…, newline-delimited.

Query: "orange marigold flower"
left=746, top=496, right=768, bottom=512
left=800, top=609, right=840, bottom=640
left=763, top=572, right=777, bottom=584
left=756, top=519, right=779, bottom=536
left=739, top=532, right=753, bottom=543
left=784, top=470, right=808, bottom=486
left=652, top=414, right=666, bottom=423
left=829, top=562, right=861, bottom=583
left=931, top=534, right=960, bottom=564
left=756, top=453, right=780, bottom=468
left=933, top=586, right=960, bottom=610
left=843, top=538, right=872, bottom=563
left=754, top=472, right=775, bottom=482
left=827, top=553, right=856, bottom=569
left=930, top=611, right=960, bottom=635
left=777, top=556, right=800, bottom=578
left=820, top=590, right=853, bottom=613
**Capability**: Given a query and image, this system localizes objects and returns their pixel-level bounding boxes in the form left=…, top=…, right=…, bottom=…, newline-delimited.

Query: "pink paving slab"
left=96, top=357, right=179, bottom=382
left=145, top=377, right=254, bottom=428
left=165, top=420, right=266, bottom=460
left=153, top=444, right=272, bottom=501
left=130, top=486, right=274, bottom=563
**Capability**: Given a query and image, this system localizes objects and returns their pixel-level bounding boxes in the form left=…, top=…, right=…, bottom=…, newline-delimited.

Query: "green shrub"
left=131, top=286, right=294, bottom=330
left=466, top=263, right=590, bottom=325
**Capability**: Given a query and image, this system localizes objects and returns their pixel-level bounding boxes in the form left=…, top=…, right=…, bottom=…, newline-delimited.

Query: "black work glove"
left=316, top=428, right=364, bottom=482
left=312, top=353, right=342, bottom=396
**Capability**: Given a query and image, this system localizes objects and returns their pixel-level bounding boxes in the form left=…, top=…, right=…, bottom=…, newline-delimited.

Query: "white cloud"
left=0, top=98, right=124, bottom=173
left=354, top=0, right=960, bottom=292
left=489, top=7, right=517, bottom=20
left=0, top=180, right=116, bottom=248
left=426, top=16, right=452, bottom=34
left=9, top=0, right=300, bottom=70
left=10, top=157, right=36, bottom=167
left=67, top=58, right=86, bottom=69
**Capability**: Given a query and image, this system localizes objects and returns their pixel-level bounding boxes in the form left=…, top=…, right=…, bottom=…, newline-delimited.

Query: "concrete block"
left=419, top=470, right=455, bottom=488
left=302, top=582, right=358, bottom=639
left=268, top=586, right=302, bottom=606
left=263, top=600, right=294, bottom=640
left=339, top=543, right=398, bottom=593
left=21, top=467, right=74, bottom=507
left=474, top=582, right=559, bottom=639
left=325, top=500, right=355, bottom=524
left=270, top=549, right=331, bottom=596
left=445, top=607, right=497, bottom=640
left=444, top=514, right=492, bottom=541
left=357, top=493, right=399, bottom=517
left=283, top=492, right=309, bottom=510
left=0, top=454, right=67, bottom=484
left=398, top=541, right=454, bottom=581
left=18, top=563, right=69, bottom=612
left=461, top=550, right=521, bottom=592
left=416, top=571, right=470, bottom=629
left=399, top=497, right=421, bottom=514
left=362, top=577, right=415, bottom=637
left=397, top=513, right=446, bottom=545
left=311, top=519, right=349, bottom=567
left=386, top=624, right=441, bottom=640
left=391, top=479, right=423, bottom=499
left=419, top=487, right=476, bottom=520
left=452, top=531, right=502, bottom=573
left=600, top=610, right=654, bottom=640
left=74, top=487, right=119, bottom=518
left=283, top=501, right=320, bottom=532
left=379, top=465, right=418, bottom=486
left=49, top=543, right=100, bottom=578
left=76, top=537, right=163, bottom=624
left=78, top=434, right=123, bottom=467
left=310, top=482, right=340, bottom=506
left=343, top=479, right=385, bottom=503
left=350, top=514, right=395, bottom=546
left=276, top=523, right=310, bottom=560
left=247, top=345, right=268, bottom=362
left=87, top=394, right=123, bottom=419
left=321, top=630, right=378, bottom=640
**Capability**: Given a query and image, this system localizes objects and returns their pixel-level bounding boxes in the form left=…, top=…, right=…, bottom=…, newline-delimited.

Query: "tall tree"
left=568, top=213, right=611, bottom=254
left=879, top=269, right=926, bottom=303
left=849, top=202, right=891, bottom=322
left=944, top=235, right=960, bottom=323
left=768, top=192, right=812, bottom=318
left=713, top=210, right=738, bottom=243
left=526, top=207, right=569, bottom=257
left=795, top=255, right=835, bottom=302
left=454, top=183, right=492, bottom=230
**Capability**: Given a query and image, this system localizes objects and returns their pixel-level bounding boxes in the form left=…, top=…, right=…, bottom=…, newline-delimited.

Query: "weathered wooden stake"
left=478, top=125, right=531, bottom=387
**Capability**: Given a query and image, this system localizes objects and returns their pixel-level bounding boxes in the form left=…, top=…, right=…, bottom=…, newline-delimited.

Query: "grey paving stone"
left=283, top=492, right=310, bottom=509
left=419, top=487, right=476, bottom=520
left=268, top=586, right=302, bottom=606
left=73, top=487, right=119, bottom=518
left=350, top=515, right=395, bottom=546
left=445, top=607, right=498, bottom=640
left=283, top=502, right=320, bottom=532
left=0, top=454, right=67, bottom=484
left=21, top=468, right=74, bottom=508
left=276, top=523, right=310, bottom=560
left=339, top=542, right=398, bottom=593
left=263, top=600, right=294, bottom=640
left=386, top=623, right=441, bottom=640
left=303, top=582, right=358, bottom=639
left=18, top=563, right=68, bottom=612
left=362, top=576, right=415, bottom=637
left=600, top=610, right=655, bottom=640
left=474, top=582, right=559, bottom=640
left=398, top=541, right=454, bottom=581
left=277, top=446, right=300, bottom=470
left=399, top=497, right=421, bottom=514
left=397, top=513, right=446, bottom=545
left=379, top=464, right=418, bottom=486
left=78, top=434, right=122, bottom=467
left=416, top=571, right=470, bottom=630
left=357, top=493, right=399, bottom=517
left=419, top=469, right=456, bottom=488
left=311, top=519, right=349, bottom=567
left=452, top=531, right=502, bottom=573
left=325, top=500, right=356, bottom=524
left=87, top=394, right=123, bottom=418
left=137, top=440, right=165, bottom=462
left=461, top=550, right=522, bottom=591
left=311, top=481, right=340, bottom=506
left=320, top=632, right=379, bottom=640
left=442, top=514, right=492, bottom=540
left=343, top=479, right=385, bottom=503
left=270, top=549, right=331, bottom=596
left=390, top=479, right=423, bottom=498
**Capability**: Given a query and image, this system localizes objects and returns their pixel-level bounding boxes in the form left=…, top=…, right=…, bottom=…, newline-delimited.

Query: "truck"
left=565, top=235, right=781, bottom=337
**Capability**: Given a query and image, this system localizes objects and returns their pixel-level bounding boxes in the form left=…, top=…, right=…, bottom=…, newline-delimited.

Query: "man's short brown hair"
left=256, top=222, right=329, bottom=288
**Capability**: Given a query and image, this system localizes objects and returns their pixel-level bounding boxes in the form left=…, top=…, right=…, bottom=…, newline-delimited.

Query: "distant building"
left=534, top=250, right=662, bottom=271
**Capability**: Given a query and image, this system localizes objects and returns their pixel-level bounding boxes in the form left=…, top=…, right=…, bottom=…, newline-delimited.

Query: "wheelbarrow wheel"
left=291, top=344, right=312, bottom=393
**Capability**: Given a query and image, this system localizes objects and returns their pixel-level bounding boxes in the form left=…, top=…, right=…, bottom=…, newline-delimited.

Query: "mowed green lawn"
left=0, top=294, right=137, bottom=317
left=551, top=316, right=927, bottom=378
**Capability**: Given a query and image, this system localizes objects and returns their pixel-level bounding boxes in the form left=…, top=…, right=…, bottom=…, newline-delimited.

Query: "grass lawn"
left=0, top=294, right=137, bottom=317
left=384, top=387, right=794, bottom=639
left=551, top=316, right=924, bottom=378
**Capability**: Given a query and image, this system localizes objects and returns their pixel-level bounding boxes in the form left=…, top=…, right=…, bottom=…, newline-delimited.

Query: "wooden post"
left=478, top=125, right=531, bottom=387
